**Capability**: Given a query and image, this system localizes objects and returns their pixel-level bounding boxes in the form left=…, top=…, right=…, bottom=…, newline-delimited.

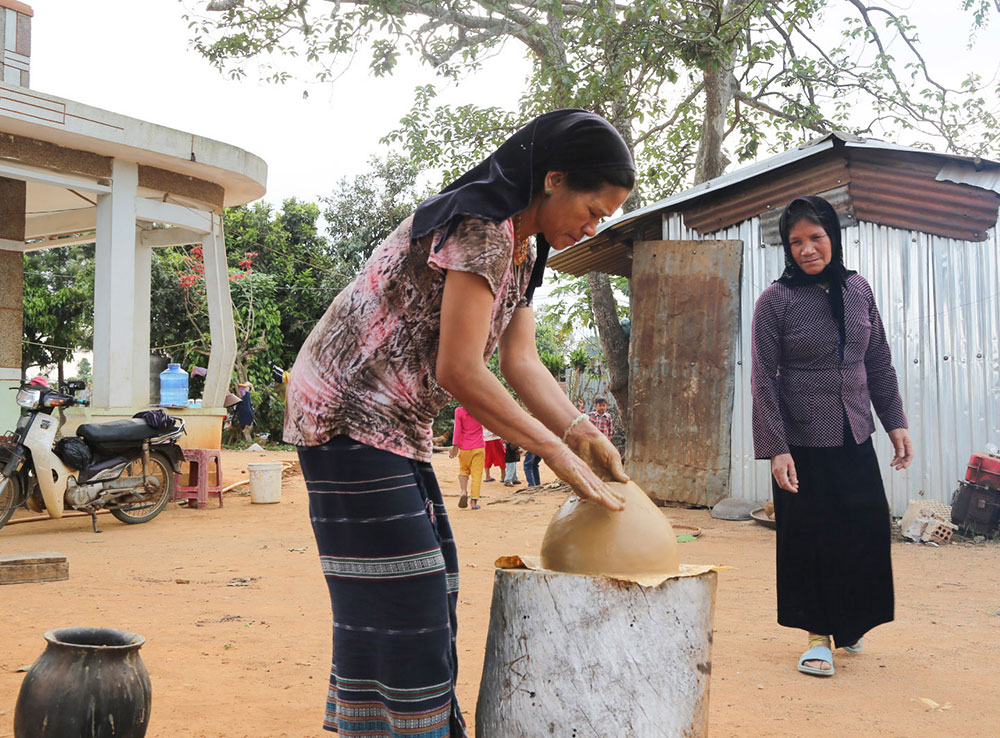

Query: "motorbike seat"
left=77, top=418, right=160, bottom=446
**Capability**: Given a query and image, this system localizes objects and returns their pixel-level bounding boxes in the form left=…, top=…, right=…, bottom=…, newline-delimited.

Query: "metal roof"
left=550, top=132, right=1000, bottom=267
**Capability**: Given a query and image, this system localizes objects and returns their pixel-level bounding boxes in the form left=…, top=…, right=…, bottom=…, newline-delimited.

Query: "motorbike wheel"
left=0, top=473, right=23, bottom=531
left=110, top=451, right=173, bottom=525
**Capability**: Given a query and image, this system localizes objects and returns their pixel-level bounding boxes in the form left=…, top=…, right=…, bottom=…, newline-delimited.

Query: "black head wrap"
left=412, top=109, right=634, bottom=300
left=776, top=195, right=857, bottom=357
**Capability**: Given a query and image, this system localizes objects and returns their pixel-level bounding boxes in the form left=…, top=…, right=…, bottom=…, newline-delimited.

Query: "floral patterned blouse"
left=283, top=215, right=535, bottom=462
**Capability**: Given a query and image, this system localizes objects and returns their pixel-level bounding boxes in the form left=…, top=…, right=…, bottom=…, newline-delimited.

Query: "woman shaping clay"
left=284, top=110, right=635, bottom=737
left=751, top=195, right=913, bottom=677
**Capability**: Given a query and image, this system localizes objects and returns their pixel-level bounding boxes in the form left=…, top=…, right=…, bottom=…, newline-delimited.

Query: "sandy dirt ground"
left=1, top=449, right=998, bottom=737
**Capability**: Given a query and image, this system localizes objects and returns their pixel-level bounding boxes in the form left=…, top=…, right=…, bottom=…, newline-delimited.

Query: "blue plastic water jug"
left=159, top=363, right=189, bottom=407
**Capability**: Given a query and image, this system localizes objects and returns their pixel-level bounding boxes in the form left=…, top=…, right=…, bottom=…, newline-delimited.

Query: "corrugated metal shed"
left=662, top=213, right=1000, bottom=515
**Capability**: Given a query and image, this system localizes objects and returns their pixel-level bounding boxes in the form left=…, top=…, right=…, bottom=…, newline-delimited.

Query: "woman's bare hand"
left=565, top=422, right=629, bottom=483
left=771, top=453, right=799, bottom=492
left=887, top=428, right=914, bottom=470
left=543, top=445, right=625, bottom=511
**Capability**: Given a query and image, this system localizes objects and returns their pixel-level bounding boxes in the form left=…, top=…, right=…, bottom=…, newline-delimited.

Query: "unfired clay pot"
left=540, top=480, right=680, bottom=577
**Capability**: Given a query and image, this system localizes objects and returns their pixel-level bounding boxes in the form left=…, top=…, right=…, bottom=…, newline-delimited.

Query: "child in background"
left=450, top=405, right=485, bottom=509
left=523, top=450, right=542, bottom=487
left=483, top=428, right=506, bottom=482
left=503, top=442, right=522, bottom=486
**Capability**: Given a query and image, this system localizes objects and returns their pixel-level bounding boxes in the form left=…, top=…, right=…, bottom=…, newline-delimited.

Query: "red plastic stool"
left=173, top=448, right=223, bottom=509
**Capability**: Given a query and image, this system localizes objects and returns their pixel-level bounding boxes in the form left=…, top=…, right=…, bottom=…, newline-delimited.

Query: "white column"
left=201, top=216, right=236, bottom=408
left=92, top=159, right=138, bottom=408
left=132, top=232, right=152, bottom=407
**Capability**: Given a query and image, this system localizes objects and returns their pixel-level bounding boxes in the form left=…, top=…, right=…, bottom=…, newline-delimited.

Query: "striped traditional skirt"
left=298, top=436, right=467, bottom=737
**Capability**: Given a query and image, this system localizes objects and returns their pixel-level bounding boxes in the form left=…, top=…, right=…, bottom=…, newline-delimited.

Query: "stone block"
left=0, top=249, right=23, bottom=308
left=0, top=307, right=23, bottom=369
left=0, top=178, right=26, bottom=240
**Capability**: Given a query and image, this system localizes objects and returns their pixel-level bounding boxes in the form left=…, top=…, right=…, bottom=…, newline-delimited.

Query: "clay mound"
left=540, top=480, right=680, bottom=578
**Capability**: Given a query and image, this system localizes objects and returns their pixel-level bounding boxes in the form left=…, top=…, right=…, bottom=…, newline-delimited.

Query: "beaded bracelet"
left=562, top=413, right=588, bottom=443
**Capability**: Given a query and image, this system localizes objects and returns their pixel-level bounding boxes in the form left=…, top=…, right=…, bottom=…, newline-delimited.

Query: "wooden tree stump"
left=476, top=568, right=717, bottom=738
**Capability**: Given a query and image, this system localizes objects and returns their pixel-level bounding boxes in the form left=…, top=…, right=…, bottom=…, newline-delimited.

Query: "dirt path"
left=1, top=449, right=997, bottom=737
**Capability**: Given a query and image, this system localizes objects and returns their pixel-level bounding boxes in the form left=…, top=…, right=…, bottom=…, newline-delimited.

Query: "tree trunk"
left=692, top=55, right=737, bottom=184
left=587, top=271, right=630, bottom=425
left=476, top=568, right=717, bottom=737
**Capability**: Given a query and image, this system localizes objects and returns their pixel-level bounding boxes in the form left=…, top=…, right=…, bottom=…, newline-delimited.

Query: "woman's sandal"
left=458, top=494, right=469, bottom=509
left=843, top=639, right=865, bottom=653
left=797, top=646, right=835, bottom=677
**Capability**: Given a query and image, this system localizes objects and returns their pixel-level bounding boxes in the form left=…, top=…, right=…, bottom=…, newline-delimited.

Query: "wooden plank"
left=628, top=239, right=743, bottom=506
left=0, top=552, right=68, bottom=584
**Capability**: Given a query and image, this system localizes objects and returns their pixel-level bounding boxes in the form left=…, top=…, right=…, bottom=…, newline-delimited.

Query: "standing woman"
left=751, top=196, right=914, bottom=678
left=284, top=110, right=634, bottom=736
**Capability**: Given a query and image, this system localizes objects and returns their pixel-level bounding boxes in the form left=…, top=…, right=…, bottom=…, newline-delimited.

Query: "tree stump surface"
left=476, top=568, right=717, bottom=738
left=0, top=552, right=69, bottom=585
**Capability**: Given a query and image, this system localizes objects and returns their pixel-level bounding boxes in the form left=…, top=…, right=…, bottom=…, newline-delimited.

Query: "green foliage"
left=538, top=273, right=629, bottom=338
left=188, top=1, right=999, bottom=192
left=534, top=321, right=570, bottom=360
left=538, top=350, right=565, bottom=379
left=381, top=87, right=523, bottom=187
left=322, top=152, right=431, bottom=272
left=248, top=384, right=286, bottom=444
left=75, top=357, right=92, bottom=383
left=22, top=245, right=94, bottom=379
left=150, top=198, right=342, bottom=389
left=432, top=398, right=459, bottom=441
left=569, top=347, right=589, bottom=373
left=564, top=336, right=609, bottom=406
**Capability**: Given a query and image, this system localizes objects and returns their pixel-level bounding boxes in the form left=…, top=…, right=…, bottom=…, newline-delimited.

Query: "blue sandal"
left=797, top=646, right=835, bottom=676
left=843, top=638, right=864, bottom=653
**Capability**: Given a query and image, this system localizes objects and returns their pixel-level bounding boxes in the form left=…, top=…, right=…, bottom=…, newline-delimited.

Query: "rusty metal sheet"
left=547, top=215, right=660, bottom=277
left=682, top=154, right=850, bottom=235
left=759, top=184, right=856, bottom=245
left=627, top=239, right=743, bottom=506
left=847, top=159, right=999, bottom=242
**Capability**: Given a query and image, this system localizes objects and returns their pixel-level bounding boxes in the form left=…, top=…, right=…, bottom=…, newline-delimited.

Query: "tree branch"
left=634, top=82, right=705, bottom=145
left=734, top=89, right=831, bottom=134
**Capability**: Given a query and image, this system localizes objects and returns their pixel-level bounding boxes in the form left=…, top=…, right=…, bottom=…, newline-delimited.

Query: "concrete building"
left=550, top=132, right=1000, bottom=514
left=0, top=1, right=266, bottom=444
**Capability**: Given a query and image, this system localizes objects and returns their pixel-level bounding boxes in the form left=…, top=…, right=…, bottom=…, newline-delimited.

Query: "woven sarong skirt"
left=298, top=436, right=466, bottom=737
left=772, top=432, right=894, bottom=649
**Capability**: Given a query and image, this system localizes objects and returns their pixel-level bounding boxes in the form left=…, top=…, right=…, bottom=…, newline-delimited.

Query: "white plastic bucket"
left=247, top=462, right=283, bottom=504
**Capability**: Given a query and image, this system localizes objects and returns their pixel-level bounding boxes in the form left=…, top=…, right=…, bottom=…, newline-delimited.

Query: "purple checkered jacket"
left=751, top=273, right=907, bottom=459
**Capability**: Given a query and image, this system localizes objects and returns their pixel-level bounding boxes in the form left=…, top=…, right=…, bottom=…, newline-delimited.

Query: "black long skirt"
left=772, top=431, right=894, bottom=648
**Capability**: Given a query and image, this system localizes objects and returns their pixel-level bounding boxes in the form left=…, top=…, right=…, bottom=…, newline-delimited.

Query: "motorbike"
left=0, top=381, right=185, bottom=533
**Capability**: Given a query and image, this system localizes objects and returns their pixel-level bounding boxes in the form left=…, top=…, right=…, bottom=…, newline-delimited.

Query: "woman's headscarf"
left=776, top=195, right=857, bottom=355
left=412, top=109, right=635, bottom=299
